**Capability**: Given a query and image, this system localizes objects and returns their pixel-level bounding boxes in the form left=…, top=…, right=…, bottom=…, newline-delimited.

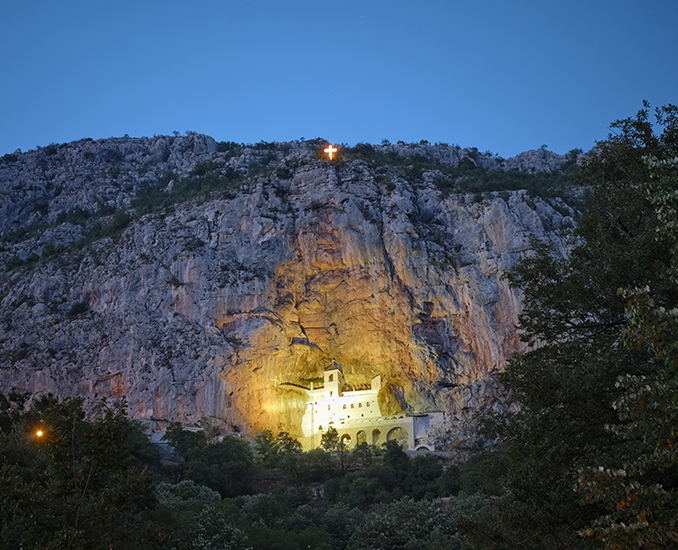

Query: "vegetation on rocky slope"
left=0, top=135, right=579, bottom=272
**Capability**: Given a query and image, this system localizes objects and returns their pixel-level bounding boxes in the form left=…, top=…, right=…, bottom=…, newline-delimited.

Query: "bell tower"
left=324, top=362, right=344, bottom=398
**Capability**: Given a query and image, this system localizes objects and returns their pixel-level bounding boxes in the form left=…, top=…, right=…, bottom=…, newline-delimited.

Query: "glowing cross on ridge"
left=324, top=144, right=337, bottom=160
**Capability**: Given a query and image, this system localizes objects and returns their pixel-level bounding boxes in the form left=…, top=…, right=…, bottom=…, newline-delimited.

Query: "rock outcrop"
left=0, top=136, right=576, bottom=453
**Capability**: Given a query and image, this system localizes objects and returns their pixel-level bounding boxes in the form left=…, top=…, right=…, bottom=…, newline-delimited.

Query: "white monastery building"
left=281, top=363, right=442, bottom=451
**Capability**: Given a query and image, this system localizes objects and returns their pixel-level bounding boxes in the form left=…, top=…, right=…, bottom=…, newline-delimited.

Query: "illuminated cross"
left=324, top=144, right=337, bottom=160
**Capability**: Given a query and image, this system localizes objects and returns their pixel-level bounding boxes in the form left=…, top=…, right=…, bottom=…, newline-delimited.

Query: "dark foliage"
left=0, top=396, right=510, bottom=550
left=162, top=421, right=255, bottom=498
left=0, top=395, right=166, bottom=549
left=343, top=142, right=579, bottom=201
left=469, top=103, right=678, bottom=549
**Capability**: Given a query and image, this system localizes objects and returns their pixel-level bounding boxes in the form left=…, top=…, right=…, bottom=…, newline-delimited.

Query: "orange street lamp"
left=324, top=144, right=337, bottom=160
left=36, top=430, right=43, bottom=437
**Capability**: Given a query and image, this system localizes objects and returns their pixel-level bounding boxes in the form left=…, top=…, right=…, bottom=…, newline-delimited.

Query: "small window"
left=366, top=402, right=370, bottom=407
left=358, top=402, right=362, bottom=408
left=330, top=391, right=333, bottom=397
left=343, top=404, right=346, bottom=409
left=329, top=374, right=333, bottom=382
left=328, top=404, right=331, bottom=410
left=350, top=403, right=354, bottom=409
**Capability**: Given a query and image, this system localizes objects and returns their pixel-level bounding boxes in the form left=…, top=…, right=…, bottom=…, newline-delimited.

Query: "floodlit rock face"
left=0, top=136, right=575, bottom=452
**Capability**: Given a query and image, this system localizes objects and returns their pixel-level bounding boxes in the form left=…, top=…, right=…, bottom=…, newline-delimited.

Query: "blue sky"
left=2, top=0, right=677, bottom=157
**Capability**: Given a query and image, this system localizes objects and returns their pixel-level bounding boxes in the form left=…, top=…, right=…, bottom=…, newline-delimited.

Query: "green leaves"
left=346, top=498, right=461, bottom=550
left=321, top=425, right=341, bottom=452
left=479, top=103, right=678, bottom=549
left=254, top=430, right=302, bottom=469
left=162, top=421, right=255, bottom=498
left=0, top=396, right=162, bottom=549
left=573, top=104, right=678, bottom=547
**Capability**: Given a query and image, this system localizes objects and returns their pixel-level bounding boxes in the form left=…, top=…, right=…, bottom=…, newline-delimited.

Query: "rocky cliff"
left=0, top=136, right=577, bottom=452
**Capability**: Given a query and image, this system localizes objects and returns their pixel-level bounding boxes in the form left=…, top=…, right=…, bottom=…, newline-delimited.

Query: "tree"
left=381, top=439, right=410, bottom=472
left=347, top=498, right=460, bottom=550
left=352, top=442, right=374, bottom=469
left=162, top=421, right=255, bottom=498
left=320, top=426, right=340, bottom=452
left=475, top=103, right=678, bottom=549
left=320, top=426, right=353, bottom=473
left=323, top=503, right=365, bottom=550
left=254, top=430, right=302, bottom=469
left=188, top=507, right=252, bottom=550
left=576, top=104, right=678, bottom=548
left=0, top=396, right=164, bottom=549
left=253, top=429, right=278, bottom=467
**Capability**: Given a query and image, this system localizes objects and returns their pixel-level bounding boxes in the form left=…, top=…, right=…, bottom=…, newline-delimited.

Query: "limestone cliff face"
left=0, top=137, right=575, bottom=452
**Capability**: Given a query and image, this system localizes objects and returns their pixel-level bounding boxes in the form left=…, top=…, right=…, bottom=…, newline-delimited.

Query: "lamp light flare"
left=36, top=430, right=43, bottom=437
left=324, top=144, right=337, bottom=160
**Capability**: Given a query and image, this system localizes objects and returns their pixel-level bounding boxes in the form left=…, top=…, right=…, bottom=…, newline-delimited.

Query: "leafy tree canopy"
left=0, top=396, right=165, bottom=549
left=477, top=103, right=678, bottom=549
left=162, top=420, right=255, bottom=498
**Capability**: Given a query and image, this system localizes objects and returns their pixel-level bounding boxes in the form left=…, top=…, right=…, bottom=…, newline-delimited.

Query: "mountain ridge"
left=0, top=134, right=579, bottom=455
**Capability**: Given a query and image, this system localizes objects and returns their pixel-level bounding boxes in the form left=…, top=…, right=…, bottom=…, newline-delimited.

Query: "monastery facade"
left=281, top=363, right=442, bottom=451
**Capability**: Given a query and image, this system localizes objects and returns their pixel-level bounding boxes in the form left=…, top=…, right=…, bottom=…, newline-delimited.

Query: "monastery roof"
left=325, top=362, right=343, bottom=373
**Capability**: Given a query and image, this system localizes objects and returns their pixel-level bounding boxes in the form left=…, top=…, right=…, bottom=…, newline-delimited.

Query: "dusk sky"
left=2, top=0, right=677, bottom=158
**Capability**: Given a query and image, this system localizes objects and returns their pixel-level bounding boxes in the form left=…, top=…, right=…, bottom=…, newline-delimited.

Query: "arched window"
left=329, top=374, right=333, bottom=382
left=343, top=404, right=346, bottom=409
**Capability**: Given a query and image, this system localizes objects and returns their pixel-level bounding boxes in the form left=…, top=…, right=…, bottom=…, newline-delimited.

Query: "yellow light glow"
left=36, top=430, right=43, bottom=437
left=324, top=144, right=337, bottom=160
